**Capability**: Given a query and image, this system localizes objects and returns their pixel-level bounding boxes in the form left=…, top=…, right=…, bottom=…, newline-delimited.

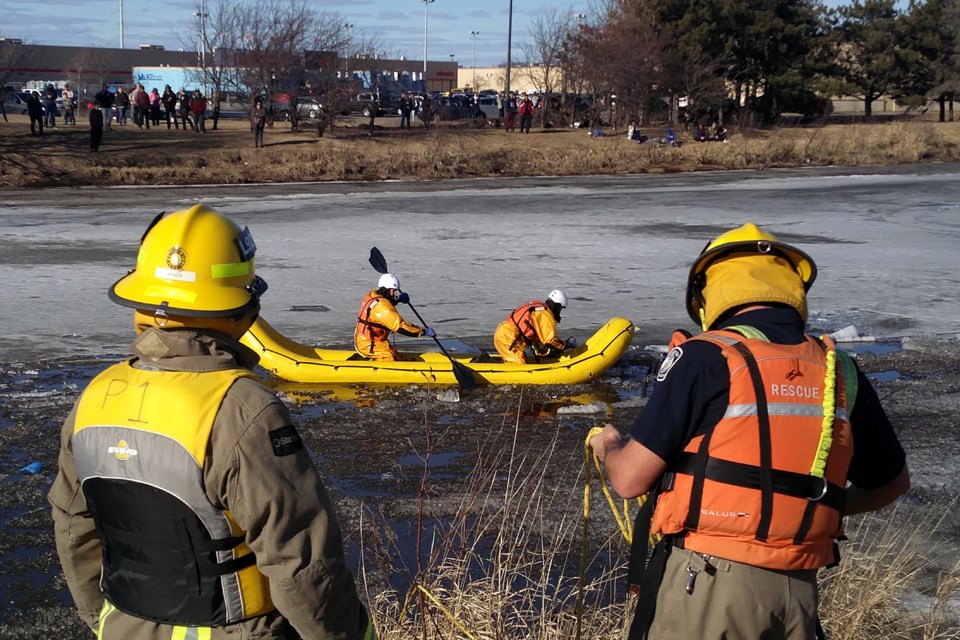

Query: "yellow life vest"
left=73, top=362, right=275, bottom=625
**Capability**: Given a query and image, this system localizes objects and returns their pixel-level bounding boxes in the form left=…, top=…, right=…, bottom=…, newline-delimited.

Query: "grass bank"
left=2, top=114, right=959, bottom=188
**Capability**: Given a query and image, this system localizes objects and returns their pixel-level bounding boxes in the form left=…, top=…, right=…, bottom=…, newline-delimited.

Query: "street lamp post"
left=505, top=0, right=513, bottom=96
left=421, top=0, right=435, bottom=92
left=195, top=0, right=209, bottom=67
left=469, top=30, right=479, bottom=90
left=119, top=0, right=124, bottom=48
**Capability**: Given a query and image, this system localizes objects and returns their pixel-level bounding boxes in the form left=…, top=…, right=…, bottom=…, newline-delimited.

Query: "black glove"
left=396, top=292, right=410, bottom=305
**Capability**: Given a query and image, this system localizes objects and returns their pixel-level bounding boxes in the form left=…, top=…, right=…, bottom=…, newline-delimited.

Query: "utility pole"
left=505, top=0, right=513, bottom=96
left=470, top=30, right=479, bottom=90
left=421, top=0, right=435, bottom=92
left=119, top=0, right=125, bottom=48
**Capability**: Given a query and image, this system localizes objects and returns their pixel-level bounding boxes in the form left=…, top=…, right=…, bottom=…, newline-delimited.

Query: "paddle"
left=368, top=247, right=477, bottom=390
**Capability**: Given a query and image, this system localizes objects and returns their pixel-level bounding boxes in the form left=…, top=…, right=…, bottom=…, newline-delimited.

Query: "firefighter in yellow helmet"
left=48, top=205, right=376, bottom=640
left=589, top=223, right=909, bottom=639
left=494, top=289, right=576, bottom=364
left=355, top=272, right=435, bottom=361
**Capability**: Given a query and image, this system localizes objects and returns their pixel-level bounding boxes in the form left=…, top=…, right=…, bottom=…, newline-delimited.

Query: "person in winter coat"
left=131, top=83, right=150, bottom=129
left=114, top=86, right=130, bottom=125
left=27, top=91, right=44, bottom=135
left=177, top=88, right=193, bottom=131
left=518, top=94, right=535, bottom=134
left=494, top=289, right=575, bottom=364
left=161, top=85, right=178, bottom=129
left=503, top=91, right=519, bottom=132
left=89, top=105, right=103, bottom=151
left=42, top=84, right=58, bottom=128
left=149, top=88, right=162, bottom=126
left=189, top=89, right=207, bottom=133
left=49, top=205, right=376, bottom=640
left=94, top=84, right=115, bottom=131
left=355, top=273, right=434, bottom=361
left=251, top=96, right=267, bottom=148
left=589, top=223, right=910, bottom=640
left=61, top=83, right=77, bottom=125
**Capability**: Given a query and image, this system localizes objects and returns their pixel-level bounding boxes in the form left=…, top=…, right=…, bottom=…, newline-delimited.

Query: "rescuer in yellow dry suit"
left=48, top=204, right=377, bottom=640
left=355, top=273, right=435, bottom=361
left=588, top=222, right=910, bottom=640
left=494, top=289, right=576, bottom=364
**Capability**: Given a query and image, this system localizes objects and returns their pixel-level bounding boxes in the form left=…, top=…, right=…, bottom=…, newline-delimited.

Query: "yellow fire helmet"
left=109, top=204, right=268, bottom=320
left=685, top=222, right=817, bottom=330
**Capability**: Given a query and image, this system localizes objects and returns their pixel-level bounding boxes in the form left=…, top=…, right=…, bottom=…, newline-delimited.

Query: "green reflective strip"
left=96, top=600, right=116, bottom=640
left=171, top=627, right=211, bottom=640
left=836, top=349, right=859, bottom=407
left=211, top=261, right=250, bottom=278
left=726, top=325, right=770, bottom=341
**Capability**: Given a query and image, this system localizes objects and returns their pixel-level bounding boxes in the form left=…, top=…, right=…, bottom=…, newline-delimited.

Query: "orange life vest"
left=509, top=300, right=548, bottom=347
left=356, top=290, right=391, bottom=351
left=650, top=328, right=854, bottom=570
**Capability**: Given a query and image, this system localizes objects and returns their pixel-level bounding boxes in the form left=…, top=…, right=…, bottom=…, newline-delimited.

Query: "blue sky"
left=3, top=0, right=591, bottom=67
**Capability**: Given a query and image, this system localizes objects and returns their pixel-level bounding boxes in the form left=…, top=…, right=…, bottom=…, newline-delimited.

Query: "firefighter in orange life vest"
left=589, top=223, right=910, bottom=640
left=355, top=273, right=435, bottom=361
left=494, top=289, right=577, bottom=364
left=48, top=205, right=376, bottom=640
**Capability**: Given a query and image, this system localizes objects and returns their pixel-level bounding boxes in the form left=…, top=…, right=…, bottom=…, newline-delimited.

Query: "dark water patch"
left=843, top=341, right=903, bottom=356
left=397, top=450, right=465, bottom=469
left=868, top=370, right=901, bottom=383
left=288, top=304, right=330, bottom=312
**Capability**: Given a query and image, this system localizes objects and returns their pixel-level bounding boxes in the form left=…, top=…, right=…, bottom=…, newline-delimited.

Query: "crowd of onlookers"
left=12, top=82, right=212, bottom=148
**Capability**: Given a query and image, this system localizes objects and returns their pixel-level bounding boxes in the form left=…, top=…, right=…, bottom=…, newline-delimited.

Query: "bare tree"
left=0, top=39, right=39, bottom=97
left=520, top=8, right=580, bottom=127
left=180, top=0, right=244, bottom=129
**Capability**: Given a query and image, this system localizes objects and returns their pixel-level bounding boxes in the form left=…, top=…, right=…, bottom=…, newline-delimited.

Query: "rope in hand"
left=577, top=427, right=649, bottom=640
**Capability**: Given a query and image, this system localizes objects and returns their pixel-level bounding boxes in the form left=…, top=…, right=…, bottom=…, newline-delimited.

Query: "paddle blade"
left=369, top=247, right=388, bottom=274
left=451, top=360, right=477, bottom=390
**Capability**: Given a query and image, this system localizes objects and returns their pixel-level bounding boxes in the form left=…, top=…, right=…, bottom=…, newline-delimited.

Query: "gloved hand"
left=565, top=337, right=577, bottom=349
left=423, top=327, right=436, bottom=338
left=396, top=292, right=410, bottom=305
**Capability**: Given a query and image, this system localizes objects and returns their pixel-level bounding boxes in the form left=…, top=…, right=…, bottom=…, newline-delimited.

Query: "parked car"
left=478, top=95, right=501, bottom=124
left=4, top=91, right=29, bottom=114
left=278, top=96, right=324, bottom=121
left=351, top=92, right=390, bottom=118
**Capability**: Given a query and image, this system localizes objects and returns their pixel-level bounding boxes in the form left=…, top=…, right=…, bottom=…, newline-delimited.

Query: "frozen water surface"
left=1, top=164, right=959, bottom=363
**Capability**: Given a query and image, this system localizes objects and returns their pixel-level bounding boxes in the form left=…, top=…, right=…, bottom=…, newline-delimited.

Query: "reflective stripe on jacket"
left=73, top=362, right=275, bottom=625
left=650, top=329, right=854, bottom=570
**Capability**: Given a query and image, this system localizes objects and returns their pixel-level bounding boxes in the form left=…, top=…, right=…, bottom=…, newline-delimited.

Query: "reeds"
left=356, top=406, right=960, bottom=639
left=3, top=118, right=960, bottom=188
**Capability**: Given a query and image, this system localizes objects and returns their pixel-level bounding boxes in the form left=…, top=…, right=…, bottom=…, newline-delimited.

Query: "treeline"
left=535, top=0, right=960, bottom=125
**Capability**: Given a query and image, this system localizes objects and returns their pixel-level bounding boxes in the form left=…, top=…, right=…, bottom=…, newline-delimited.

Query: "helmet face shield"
left=110, top=205, right=265, bottom=319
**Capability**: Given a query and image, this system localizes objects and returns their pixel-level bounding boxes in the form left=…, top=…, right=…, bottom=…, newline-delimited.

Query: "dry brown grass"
left=2, top=113, right=960, bottom=188
left=357, top=410, right=960, bottom=639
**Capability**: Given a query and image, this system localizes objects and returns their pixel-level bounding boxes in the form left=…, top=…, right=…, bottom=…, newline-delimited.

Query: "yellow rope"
left=414, top=584, right=478, bottom=640
left=810, top=344, right=837, bottom=478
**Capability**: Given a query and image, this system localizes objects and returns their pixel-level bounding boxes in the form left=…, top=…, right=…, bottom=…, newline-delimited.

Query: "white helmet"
left=547, top=289, right=568, bottom=308
left=378, top=273, right=400, bottom=290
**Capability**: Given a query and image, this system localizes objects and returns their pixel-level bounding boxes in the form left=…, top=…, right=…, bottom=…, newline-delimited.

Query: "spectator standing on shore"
left=95, top=84, right=115, bottom=131
left=177, top=88, right=193, bottom=131
left=161, top=86, right=177, bottom=129
left=518, top=93, right=535, bottom=134
left=61, top=84, right=76, bottom=125
left=115, top=86, right=129, bottom=125
left=131, top=84, right=150, bottom=129
left=398, top=92, right=414, bottom=130
left=189, top=89, right=207, bottom=134
left=503, top=91, right=518, bottom=132
left=149, top=88, right=162, bottom=127
left=89, top=104, right=103, bottom=151
left=27, top=91, right=44, bottom=136
left=42, top=84, right=58, bottom=129
left=251, top=97, right=266, bottom=148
